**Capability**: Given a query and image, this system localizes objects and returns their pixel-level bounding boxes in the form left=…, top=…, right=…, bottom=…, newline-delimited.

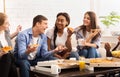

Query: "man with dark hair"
left=14, top=15, right=64, bottom=77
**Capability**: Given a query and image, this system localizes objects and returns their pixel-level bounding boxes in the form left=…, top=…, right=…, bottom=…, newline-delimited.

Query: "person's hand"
left=90, top=29, right=100, bottom=37
left=16, top=25, right=22, bottom=32
left=118, top=36, right=120, bottom=43
left=0, top=50, right=8, bottom=57
left=26, top=45, right=38, bottom=54
left=53, top=45, right=67, bottom=52
left=86, top=29, right=100, bottom=43
left=67, top=27, right=74, bottom=37
left=104, top=42, right=111, bottom=52
left=63, top=52, right=70, bottom=59
left=79, top=39, right=86, bottom=46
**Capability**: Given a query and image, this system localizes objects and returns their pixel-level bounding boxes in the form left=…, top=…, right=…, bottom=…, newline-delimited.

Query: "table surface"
left=30, top=67, right=120, bottom=77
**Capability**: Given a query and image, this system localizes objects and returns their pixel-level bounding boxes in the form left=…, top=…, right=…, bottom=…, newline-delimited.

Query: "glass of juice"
left=79, top=60, right=85, bottom=71
left=79, top=56, right=86, bottom=71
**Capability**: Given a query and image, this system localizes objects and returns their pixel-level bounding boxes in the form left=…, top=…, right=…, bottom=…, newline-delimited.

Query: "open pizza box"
left=87, top=57, right=120, bottom=67
left=34, top=59, right=79, bottom=73
left=36, top=59, right=79, bottom=69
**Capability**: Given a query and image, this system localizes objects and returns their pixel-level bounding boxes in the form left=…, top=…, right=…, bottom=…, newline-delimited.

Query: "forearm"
left=65, top=37, right=72, bottom=52
left=11, top=25, right=22, bottom=39
left=112, top=42, right=120, bottom=51
left=63, top=52, right=70, bottom=59
left=86, top=29, right=100, bottom=43
left=85, top=42, right=98, bottom=48
left=86, top=35, right=93, bottom=43
left=10, top=31, right=19, bottom=39
left=54, top=53, right=62, bottom=59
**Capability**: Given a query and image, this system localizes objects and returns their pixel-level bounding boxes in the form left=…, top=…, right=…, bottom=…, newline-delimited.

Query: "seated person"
left=0, top=12, right=19, bottom=77
left=46, top=12, right=75, bottom=59
left=73, top=11, right=101, bottom=59
left=14, top=15, right=65, bottom=77
left=104, top=36, right=120, bottom=57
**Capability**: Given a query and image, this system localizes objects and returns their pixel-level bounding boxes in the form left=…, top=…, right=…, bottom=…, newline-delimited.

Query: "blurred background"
left=0, top=0, right=120, bottom=36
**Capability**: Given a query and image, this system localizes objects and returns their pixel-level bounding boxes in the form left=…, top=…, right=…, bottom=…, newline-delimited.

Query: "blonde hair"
left=0, top=12, right=7, bottom=26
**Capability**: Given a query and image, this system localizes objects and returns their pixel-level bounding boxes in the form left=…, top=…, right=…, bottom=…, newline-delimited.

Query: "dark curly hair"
left=53, top=12, right=70, bottom=48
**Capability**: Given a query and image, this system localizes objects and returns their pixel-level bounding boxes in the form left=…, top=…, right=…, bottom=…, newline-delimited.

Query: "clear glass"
left=79, top=56, right=86, bottom=71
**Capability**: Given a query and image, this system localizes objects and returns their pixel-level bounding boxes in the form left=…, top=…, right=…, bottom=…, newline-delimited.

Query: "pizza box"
left=88, top=57, right=120, bottom=67
left=37, top=59, right=79, bottom=69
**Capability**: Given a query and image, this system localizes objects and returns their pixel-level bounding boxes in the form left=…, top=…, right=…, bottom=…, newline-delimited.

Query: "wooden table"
left=30, top=67, right=120, bottom=77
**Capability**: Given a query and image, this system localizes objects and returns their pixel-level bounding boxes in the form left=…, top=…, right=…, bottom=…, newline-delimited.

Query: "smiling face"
left=37, top=20, right=48, bottom=34
left=83, top=13, right=91, bottom=27
left=1, top=18, right=10, bottom=30
left=0, top=17, right=10, bottom=30
left=0, top=13, right=10, bottom=31
left=55, top=15, right=68, bottom=30
left=32, top=15, right=48, bottom=35
left=83, top=11, right=97, bottom=29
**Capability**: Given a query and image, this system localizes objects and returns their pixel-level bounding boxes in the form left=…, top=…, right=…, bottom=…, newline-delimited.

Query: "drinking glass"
left=79, top=56, right=85, bottom=71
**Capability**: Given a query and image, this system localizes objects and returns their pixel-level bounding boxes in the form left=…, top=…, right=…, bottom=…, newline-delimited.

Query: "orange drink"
left=79, top=60, right=85, bottom=71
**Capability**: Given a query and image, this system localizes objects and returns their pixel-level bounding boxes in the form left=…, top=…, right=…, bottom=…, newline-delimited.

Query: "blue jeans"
left=15, top=56, right=57, bottom=77
left=79, top=47, right=99, bottom=58
left=69, top=51, right=80, bottom=60
left=70, top=47, right=99, bottom=59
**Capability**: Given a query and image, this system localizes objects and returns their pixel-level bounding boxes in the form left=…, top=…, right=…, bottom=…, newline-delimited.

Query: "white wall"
left=2, top=0, right=120, bottom=35
left=5, top=0, right=91, bottom=33
left=0, top=0, right=4, bottom=12
left=98, top=0, right=120, bottom=32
